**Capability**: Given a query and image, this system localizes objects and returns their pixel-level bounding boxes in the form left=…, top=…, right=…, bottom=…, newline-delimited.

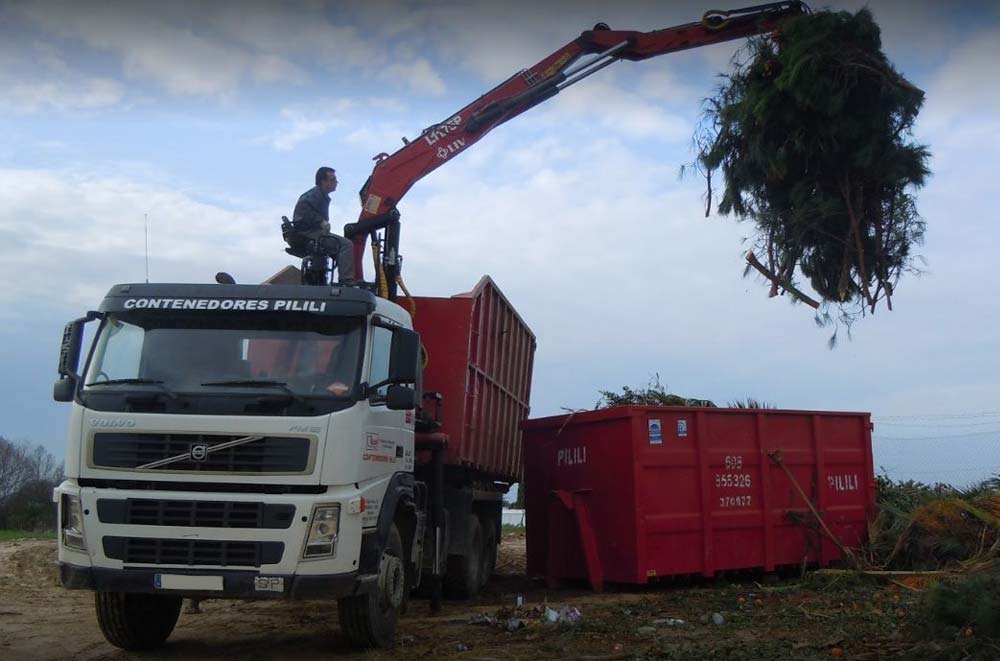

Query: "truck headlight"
left=303, top=504, right=340, bottom=558
left=61, top=494, right=87, bottom=551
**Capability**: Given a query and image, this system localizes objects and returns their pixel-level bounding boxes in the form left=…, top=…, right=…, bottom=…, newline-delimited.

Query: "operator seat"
left=281, top=216, right=334, bottom=285
left=280, top=216, right=316, bottom=259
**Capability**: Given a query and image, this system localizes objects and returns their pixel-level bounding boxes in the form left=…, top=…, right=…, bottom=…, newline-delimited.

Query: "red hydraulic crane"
left=342, top=1, right=808, bottom=299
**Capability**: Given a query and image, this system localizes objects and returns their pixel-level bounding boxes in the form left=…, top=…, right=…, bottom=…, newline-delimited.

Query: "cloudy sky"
left=1, top=0, right=998, bottom=484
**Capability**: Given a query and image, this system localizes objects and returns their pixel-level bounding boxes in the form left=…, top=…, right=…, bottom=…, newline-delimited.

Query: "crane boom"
left=345, top=1, right=808, bottom=297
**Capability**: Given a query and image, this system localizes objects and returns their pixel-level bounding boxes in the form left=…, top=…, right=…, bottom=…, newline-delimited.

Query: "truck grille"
left=103, top=537, right=284, bottom=567
left=97, top=499, right=296, bottom=529
left=92, top=433, right=310, bottom=473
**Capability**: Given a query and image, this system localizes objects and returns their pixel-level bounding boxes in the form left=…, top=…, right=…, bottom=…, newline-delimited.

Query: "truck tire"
left=479, top=515, right=498, bottom=589
left=445, top=514, right=482, bottom=599
left=95, top=591, right=183, bottom=651
left=339, top=523, right=406, bottom=649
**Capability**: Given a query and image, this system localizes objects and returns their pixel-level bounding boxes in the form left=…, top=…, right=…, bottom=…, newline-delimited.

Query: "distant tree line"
left=0, top=435, right=63, bottom=531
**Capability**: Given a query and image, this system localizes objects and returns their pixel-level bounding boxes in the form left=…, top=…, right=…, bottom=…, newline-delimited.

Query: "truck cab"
left=53, top=282, right=428, bottom=649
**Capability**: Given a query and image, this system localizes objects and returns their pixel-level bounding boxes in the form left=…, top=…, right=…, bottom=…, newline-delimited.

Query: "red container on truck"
left=406, top=276, right=536, bottom=482
left=522, top=406, right=875, bottom=589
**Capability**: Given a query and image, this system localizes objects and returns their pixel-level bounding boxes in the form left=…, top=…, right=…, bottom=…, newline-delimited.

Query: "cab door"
left=359, top=321, right=415, bottom=483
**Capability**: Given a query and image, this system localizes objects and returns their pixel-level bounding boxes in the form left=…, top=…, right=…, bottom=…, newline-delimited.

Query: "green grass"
left=0, top=529, right=56, bottom=541
left=502, top=524, right=526, bottom=535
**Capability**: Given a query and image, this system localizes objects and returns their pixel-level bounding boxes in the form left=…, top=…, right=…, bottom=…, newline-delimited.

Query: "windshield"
left=83, top=312, right=364, bottom=398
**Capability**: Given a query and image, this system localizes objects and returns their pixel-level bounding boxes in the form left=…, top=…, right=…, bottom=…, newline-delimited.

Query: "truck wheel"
left=445, top=514, right=482, bottom=599
left=95, top=591, right=182, bottom=651
left=339, top=523, right=406, bottom=649
left=479, top=515, right=498, bottom=589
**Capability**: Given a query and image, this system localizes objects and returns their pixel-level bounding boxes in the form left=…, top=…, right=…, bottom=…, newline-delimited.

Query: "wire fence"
left=872, top=410, right=1000, bottom=488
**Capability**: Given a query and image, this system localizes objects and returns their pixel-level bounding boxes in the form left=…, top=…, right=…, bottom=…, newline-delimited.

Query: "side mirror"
left=53, top=376, right=77, bottom=402
left=388, top=328, right=420, bottom=384
left=58, top=319, right=85, bottom=377
left=54, top=311, right=101, bottom=403
left=385, top=384, right=417, bottom=411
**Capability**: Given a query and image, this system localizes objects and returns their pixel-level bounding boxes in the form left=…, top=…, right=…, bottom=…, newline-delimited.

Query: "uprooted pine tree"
left=697, top=8, right=930, bottom=334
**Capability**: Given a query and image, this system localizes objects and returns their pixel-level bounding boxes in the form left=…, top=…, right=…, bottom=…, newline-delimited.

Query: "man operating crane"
left=292, top=166, right=358, bottom=286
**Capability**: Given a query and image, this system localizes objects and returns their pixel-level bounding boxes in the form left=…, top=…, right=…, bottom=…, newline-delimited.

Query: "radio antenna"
left=144, top=212, right=149, bottom=283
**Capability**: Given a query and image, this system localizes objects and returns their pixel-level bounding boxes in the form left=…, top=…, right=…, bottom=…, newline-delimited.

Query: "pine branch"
left=745, top=251, right=820, bottom=308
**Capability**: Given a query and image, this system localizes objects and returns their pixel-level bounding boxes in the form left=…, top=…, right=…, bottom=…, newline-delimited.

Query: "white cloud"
left=344, top=126, right=411, bottom=154
left=265, top=106, right=350, bottom=152
left=251, top=55, right=309, bottom=86
left=531, top=78, right=694, bottom=143
left=0, top=39, right=126, bottom=112
left=0, top=167, right=290, bottom=314
left=9, top=0, right=446, bottom=99
left=636, top=69, right=702, bottom=106
left=383, top=58, right=447, bottom=96
left=921, top=27, right=1000, bottom=129
left=11, top=1, right=307, bottom=97
left=262, top=98, right=417, bottom=153
left=1, top=78, right=124, bottom=113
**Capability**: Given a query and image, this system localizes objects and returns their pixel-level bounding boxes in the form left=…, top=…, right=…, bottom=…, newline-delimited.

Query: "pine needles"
left=595, top=374, right=716, bottom=408
left=697, top=9, right=930, bottom=328
left=866, top=476, right=1000, bottom=571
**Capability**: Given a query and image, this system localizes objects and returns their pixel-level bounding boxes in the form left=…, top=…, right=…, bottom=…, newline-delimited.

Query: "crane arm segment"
left=347, top=2, right=807, bottom=291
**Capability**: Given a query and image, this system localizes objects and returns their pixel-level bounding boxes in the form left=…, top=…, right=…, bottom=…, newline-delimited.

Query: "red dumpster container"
left=406, top=276, right=536, bottom=482
left=522, top=406, right=875, bottom=589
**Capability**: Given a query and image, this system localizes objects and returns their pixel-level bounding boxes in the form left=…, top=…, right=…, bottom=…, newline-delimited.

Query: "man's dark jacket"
left=292, top=186, right=330, bottom=234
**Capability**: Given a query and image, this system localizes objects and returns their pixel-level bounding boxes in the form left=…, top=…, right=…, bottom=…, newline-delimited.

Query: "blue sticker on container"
left=677, top=419, right=688, bottom=437
left=648, top=419, right=663, bottom=444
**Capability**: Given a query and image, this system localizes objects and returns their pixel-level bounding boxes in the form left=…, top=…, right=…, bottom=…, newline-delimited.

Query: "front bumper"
left=53, top=479, right=372, bottom=590
left=59, top=563, right=376, bottom=600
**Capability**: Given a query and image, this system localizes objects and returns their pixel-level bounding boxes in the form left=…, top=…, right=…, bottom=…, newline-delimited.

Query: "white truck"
left=52, top=278, right=533, bottom=650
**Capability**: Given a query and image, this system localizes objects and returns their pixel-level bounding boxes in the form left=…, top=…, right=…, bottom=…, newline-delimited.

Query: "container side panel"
left=763, top=414, right=818, bottom=565
left=701, top=412, right=767, bottom=572
left=816, top=415, right=873, bottom=552
left=635, top=409, right=704, bottom=577
left=409, top=297, right=472, bottom=453
left=523, top=415, right=639, bottom=584
left=479, top=286, right=496, bottom=471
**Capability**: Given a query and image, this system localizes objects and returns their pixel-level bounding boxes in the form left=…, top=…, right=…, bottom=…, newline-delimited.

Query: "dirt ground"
left=0, top=531, right=923, bottom=660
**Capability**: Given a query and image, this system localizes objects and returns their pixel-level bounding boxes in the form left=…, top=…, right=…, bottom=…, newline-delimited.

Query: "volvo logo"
left=90, top=418, right=136, bottom=428
left=137, top=435, right=263, bottom=470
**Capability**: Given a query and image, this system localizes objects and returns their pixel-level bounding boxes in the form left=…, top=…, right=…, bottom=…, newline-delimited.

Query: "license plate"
left=154, top=574, right=224, bottom=591
left=255, top=576, right=285, bottom=593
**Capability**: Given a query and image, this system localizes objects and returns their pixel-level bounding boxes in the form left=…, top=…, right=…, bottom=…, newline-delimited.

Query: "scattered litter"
left=469, top=613, right=498, bottom=626
left=515, top=593, right=524, bottom=608
left=652, top=617, right=685, bottom=626
left=506, top=619, right=527, bottom=632
left=637, top=626, right=657, bottom=637
left=456, top=642, right=470, bottom=652
left=555, top=607, right=582, bottom=624
left=469, top=604, right=583, bottom=631
left=711, top=612, right=725, bottom=626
